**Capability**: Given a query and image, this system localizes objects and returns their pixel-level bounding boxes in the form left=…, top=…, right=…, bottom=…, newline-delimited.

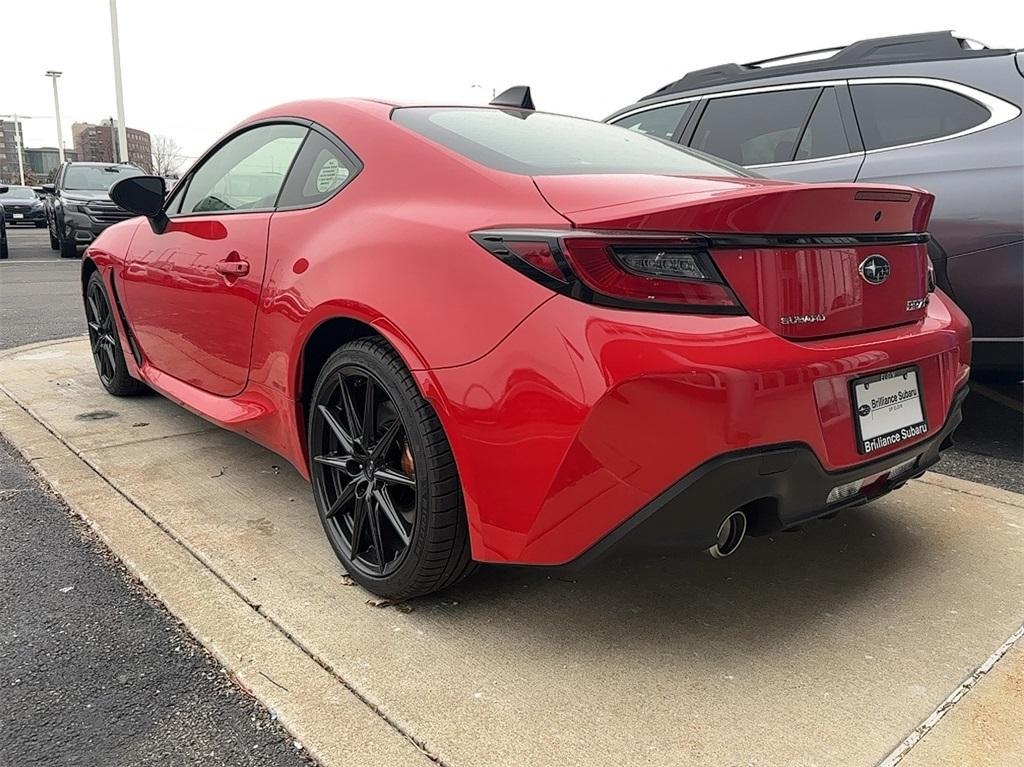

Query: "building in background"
left=26, top=147, right=79, bottom=180
left=72, top=120, right=152, bottom=172
left=0, top=119, right=28, bottom=183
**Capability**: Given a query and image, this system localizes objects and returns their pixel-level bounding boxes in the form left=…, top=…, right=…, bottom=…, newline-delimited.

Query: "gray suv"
left=607, top=31, right=1024, bottom=371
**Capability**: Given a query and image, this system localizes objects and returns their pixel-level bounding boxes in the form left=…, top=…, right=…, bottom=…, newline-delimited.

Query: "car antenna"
left=490, top=86, right=534, bottom=111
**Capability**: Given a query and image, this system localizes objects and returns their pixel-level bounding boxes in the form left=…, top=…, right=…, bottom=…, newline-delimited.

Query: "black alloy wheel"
left=308, top=338, right=474, bottom=599
left=84, top=271, right=146, bottom=396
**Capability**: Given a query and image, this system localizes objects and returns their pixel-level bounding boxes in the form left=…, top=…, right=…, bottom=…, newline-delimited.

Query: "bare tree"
left=151, top=135, right=184, bottom=177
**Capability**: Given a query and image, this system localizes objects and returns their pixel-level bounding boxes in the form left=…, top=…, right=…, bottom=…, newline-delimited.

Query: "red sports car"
left=87, top=92, right=970, bottom=599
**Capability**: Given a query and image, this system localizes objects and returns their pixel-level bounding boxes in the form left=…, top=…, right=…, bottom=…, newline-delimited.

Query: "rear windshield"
left=392, top=107, right=744, bottom=177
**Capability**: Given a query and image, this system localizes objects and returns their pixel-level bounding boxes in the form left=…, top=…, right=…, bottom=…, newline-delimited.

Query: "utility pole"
left=108, top=0, right=129, bottom=165
left=45, top=71, right=65, bottom=163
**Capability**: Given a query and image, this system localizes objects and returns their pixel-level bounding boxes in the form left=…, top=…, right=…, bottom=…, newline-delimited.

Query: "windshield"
left=64, top=165, right=144, bottom=191
left=0, top=186, right=37, bottom=199
left=392, top=107, right=745, bottom=177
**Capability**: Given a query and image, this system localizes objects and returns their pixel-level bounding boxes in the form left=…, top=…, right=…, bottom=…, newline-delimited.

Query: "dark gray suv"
left=607, top=31, right=1024, bottom=371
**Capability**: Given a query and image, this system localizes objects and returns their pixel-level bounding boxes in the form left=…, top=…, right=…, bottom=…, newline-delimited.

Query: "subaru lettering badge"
left=859, top=255, right=891, bottom=285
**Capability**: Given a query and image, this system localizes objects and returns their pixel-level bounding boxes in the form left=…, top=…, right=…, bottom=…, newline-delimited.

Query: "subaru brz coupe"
left=85, top=90, right=970, bottom=599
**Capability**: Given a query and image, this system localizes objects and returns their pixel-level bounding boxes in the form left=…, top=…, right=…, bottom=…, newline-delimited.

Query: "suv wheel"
left=59, top=225, right=78, bottom=259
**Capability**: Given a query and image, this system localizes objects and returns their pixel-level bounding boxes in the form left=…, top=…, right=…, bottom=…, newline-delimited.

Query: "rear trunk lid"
left=533, top=175, right=934, bottom=339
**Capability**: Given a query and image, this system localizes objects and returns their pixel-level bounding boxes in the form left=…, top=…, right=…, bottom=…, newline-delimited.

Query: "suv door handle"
left=214, top=258, right=249, bottom=277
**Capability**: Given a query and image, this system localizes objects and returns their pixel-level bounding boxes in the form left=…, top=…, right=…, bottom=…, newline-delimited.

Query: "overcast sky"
left=5, top=0, right=1018, bottom=170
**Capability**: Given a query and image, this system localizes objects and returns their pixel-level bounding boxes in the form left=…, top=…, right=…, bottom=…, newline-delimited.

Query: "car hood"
left=61, top=190, right=112, bottom=203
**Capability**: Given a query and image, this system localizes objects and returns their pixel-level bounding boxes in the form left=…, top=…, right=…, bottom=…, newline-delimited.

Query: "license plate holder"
left=850, top=365, right=928, bottom=455
left=12, top=213, right=24, bottom=219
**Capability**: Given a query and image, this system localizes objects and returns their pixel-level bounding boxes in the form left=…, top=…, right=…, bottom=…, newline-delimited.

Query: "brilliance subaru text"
left=83, top=91, right=971, bottom=599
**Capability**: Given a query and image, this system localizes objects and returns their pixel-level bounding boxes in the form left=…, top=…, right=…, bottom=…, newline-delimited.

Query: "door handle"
left=214, top=258, right=249, bottom=277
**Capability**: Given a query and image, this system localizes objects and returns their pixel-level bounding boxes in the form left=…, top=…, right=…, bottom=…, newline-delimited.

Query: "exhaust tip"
left=708, top=511, right=747, bottom=559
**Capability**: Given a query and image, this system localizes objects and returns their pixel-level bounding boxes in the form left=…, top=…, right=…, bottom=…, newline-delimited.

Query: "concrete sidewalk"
left=1, top=338, right=1022, bottom=767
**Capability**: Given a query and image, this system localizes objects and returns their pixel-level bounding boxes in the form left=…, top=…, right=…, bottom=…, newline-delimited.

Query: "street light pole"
left=45, top=71, right=65, bottom=163
left=108, top=0, right=129, bottom=165
left=13, top=115, right=25, bottom=185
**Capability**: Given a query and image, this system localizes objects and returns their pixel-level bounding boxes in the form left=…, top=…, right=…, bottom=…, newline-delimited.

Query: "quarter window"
left=276, top=130, right=360, bottom=208
left=690, top=88, right=818, bottom=165
left=610, top=103, right=693, bottom=141
left=850, top=84, right=990, bottom=150
left=177, top=124, right=307, bottom=214
left=795, top=87, right=851, bottom=161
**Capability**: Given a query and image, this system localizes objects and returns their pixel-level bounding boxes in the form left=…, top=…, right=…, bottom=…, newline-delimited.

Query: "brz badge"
left=859, top=255, right=891, bottom=285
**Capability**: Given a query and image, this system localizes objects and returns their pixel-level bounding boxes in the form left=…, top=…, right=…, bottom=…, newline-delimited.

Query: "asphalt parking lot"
left=1, top=227, right=1022, bottom=766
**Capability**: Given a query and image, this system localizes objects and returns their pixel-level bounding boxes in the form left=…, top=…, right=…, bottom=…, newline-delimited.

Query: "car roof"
left=640, top=31, right=1016, bottom=101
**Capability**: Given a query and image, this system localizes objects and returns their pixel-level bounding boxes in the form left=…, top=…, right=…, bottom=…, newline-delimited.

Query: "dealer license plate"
left=851, top=366, right=927, bottom=454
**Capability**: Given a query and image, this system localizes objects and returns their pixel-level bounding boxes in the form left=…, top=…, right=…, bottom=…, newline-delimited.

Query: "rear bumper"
left=571, top=384, right=967, bottom=566
left=428, top=290, right=972, bottom=566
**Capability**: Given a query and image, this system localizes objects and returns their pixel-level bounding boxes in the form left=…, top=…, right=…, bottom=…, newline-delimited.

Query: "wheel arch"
left=292, top=312, right=441, bottom=467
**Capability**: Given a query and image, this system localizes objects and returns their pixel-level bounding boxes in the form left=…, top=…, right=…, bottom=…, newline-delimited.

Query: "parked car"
left=0, top=184, right=46, bottom=228
left=606, top=31, right=1023, bottom=371
left=84, top=93, right=969, bottom=599
left=43, top=162, right=144, bottom=258
left=0, top=186, right=8, bottom=259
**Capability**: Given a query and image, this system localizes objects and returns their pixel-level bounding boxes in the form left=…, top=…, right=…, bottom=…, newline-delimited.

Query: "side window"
left=276, top=129, right=360, bottom=208
left=851, top=84, right=990, bottom=150
left=178, top=124, right=307, bottom=214
left=795, top=87, right=851, bottom=161
left=610, top=103, right=693, bottom=141
left=689, top=89, right=818, bottom=166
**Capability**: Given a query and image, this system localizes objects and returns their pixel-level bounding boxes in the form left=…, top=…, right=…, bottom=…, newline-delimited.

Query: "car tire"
left=308, top=337, right=475, bottom=600
left=59, top=227, right=78, bottom=259
left=84, top=271, right=147, bottom=397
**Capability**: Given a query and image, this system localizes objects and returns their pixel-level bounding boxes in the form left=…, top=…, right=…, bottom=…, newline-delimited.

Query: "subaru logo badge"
left=859, top=255, right=891, bottom=285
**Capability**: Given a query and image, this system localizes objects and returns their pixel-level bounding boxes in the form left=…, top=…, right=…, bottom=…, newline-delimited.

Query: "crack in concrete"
left=877, top=622, right=1024, bottom=767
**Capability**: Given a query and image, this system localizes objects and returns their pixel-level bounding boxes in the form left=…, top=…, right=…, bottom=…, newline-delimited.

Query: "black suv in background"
left=606, top=32, right=1024, bottom=371
left=43, top=161, right=144, bottom=258
left=0, top=185, right=47, bottom=228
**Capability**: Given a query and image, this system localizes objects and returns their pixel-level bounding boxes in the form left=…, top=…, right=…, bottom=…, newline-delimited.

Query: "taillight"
left=471, top=230, right=743, bottom=314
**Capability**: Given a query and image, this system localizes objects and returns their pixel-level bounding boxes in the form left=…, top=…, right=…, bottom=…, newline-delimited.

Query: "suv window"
left=610, top=103, right=693, bottom=141
left=851, top=84, right=990, bottom=150
left=690, top=88, right=818, bottom=165
left=176, top=124, right=307, bottom=214
left=276, top=130, right=360, bottom=208
left=795, top=87, right=851, bottom=161
left=392, top=108, right=742, bottom=177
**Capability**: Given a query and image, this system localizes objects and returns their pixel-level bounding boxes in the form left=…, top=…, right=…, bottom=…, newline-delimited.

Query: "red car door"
left=122, top=123, right=307, bottom=397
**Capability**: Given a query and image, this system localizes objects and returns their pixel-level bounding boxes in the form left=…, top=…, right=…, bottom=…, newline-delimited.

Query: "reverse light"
left=826, top=478, right=864, bottom=505
left=471, top=230, right=743, bottom=314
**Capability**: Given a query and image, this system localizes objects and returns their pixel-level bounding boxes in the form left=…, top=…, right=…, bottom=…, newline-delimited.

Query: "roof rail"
left=643, top=31, right=1013, bottom=100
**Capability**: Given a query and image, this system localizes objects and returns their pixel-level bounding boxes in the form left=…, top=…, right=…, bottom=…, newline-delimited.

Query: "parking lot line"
left=2, top=337, right=1023, bottom=767
left=971, top=381, right=1024, bottom=414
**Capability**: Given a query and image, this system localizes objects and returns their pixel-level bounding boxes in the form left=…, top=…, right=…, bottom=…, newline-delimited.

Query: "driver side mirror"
left=110, top=175, right=168, bottom=233
left=0, top=186, right=8, bottom=194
